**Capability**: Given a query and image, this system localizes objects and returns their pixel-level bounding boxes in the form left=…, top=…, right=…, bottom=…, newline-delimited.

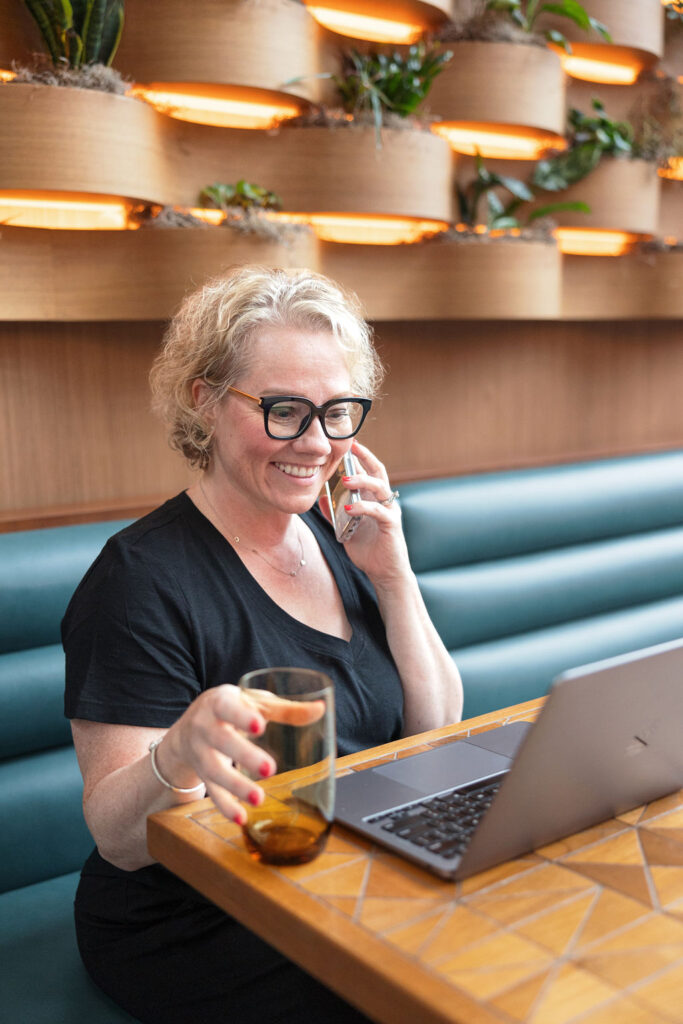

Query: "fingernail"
left=248, top=790, right=261, bottom=806
left=259, top=761, right=273, bottom=778
left=344, top=504, right=353, bottom=512
left=342, top=476, right=351, bottom=483
left=249, top=718, right=261, bottom=735
left=234, top=808, right=246, bottom=825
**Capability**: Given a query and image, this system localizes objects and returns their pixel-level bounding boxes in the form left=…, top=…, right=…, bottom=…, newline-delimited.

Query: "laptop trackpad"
left=374, top=740, right=512, bottom=798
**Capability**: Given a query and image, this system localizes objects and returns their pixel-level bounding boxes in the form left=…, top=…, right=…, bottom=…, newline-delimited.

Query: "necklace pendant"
left=290, top=569, right=297, bottom=577
left=300, top=558, right=307, bottom=566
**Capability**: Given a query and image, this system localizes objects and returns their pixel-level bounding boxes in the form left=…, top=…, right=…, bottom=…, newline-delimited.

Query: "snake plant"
left=22, top=0, right=124, bottom=67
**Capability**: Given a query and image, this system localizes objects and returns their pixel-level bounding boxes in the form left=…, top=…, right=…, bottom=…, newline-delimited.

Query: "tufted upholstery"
left=0, top=519, right=136, bottom=1022
left=3, top=449, right=683, bottom=1020
left=400, top=450, right=683, bottom=717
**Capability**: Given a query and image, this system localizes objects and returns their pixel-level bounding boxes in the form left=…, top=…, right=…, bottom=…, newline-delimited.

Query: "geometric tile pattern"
left=178, top=701, right=683, bottom=1024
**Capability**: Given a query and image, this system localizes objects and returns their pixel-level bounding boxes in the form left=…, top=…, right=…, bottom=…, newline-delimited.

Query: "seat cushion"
left=0, top=871, right=138, bottom=1023
left=0, top=746, right=93, bottom=892
left=455, top=593, right=683, bottom=719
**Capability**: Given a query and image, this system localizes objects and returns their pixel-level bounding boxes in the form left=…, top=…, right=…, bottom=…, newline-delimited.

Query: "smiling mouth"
left=274, top=462, right=320, bottom=479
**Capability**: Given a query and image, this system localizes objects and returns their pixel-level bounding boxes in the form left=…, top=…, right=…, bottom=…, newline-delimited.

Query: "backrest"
left=400, top=449, right=683, bottom=651
left=0, top=520, right=130, bottom=891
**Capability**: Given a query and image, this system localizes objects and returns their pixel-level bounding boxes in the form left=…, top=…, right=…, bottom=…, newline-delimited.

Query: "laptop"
left=334, top=639, right=683, bottom=879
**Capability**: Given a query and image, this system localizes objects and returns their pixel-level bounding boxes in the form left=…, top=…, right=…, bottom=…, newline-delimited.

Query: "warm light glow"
left=558, top=53, right=640, bottom=85
left=308, top=213, right=448, bottom=245
left=129, top=83, right=303, bottom=129
left=185, top=207, right=227, bottom=226
left=0, top=190, right=133, bottom=229
left=431, top=122, right=566, bottom=160
left=0, top=69, right=15, bottom=81
left=660, top=158, right=683, bottom=181
left=555, top=228, right=644, bottom=256
left=305, top=7, right=423, bottom=43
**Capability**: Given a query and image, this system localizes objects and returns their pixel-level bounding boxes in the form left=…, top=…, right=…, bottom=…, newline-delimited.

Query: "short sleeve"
left=63, top=537, right=201, bottom=727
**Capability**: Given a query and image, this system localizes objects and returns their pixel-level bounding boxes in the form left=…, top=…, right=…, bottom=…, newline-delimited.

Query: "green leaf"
left=528, top=200, right=591, bottom=221
left=588, top=17, right=611, bottom=41
left=540, top=1, right=590, bottom=30
left=490, top=215, right=521, bottom=230
left=23, top=1, right=62, bottom=62
left=545, top=28, right=571, bottom=52
left=497, top=175, right=534, bottom=201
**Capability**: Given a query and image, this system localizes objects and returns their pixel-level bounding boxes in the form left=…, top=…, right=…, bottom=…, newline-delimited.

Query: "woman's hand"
left=320, top=439, right=411, bottom=589
left=162, top=685, right=324, bottom=825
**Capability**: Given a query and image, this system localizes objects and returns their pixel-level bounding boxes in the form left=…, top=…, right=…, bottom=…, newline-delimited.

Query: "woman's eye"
left=271, top=405, right=297, bottom=421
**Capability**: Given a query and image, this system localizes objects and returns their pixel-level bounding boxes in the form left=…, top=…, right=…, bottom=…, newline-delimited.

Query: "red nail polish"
left=344, top=504, right=353, bottom=512
left=249, top=718, right=261, bottom=735
left=259, top=761, right=272, bottom=778
left=342, top=476, right=351, bottom=483
left=234, top=808, right=246, bottom=825
left=248, top=790, right=260, bottom=806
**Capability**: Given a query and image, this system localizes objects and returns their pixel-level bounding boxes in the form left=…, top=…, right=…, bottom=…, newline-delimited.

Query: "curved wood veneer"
left=538, top=0, right=663, bottom=80
left=542, top=158, right=660, bottom=234
left=0, top=226, right=320, bottom=321
left=321, top=237, right=561, bottom=318
left=662, top=19, right=683, bottom=81
left=0, top=83, right=452, bottom=224
left=427, top=41, right=566, bottom=154
left=301, top=0, right=451, bottom=40
left=0, top=83, right=174, bottom=204
left=562, top=248, right=683, bottom=318
left=115, top=0, right=323, bottom=105
left=659, top=180, right=683, bottom=242
left=266, top=124, right=453, bottom=221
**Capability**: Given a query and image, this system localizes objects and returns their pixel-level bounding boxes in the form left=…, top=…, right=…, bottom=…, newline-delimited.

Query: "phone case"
left=325, top=453, right=362, bottom=542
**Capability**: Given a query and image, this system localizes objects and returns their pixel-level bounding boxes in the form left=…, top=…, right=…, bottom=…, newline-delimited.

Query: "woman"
left=63, top=266, right=463, bottom=1023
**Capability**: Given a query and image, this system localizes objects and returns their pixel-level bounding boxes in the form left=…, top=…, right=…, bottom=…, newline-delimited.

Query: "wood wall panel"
left=2, top=319, right=683, bottom=528
left=0, top=322, right=193, bottom=523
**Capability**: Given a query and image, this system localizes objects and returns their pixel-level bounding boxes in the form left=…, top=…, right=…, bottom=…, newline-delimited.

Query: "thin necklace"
left=198, top=480, right=307, bottom=578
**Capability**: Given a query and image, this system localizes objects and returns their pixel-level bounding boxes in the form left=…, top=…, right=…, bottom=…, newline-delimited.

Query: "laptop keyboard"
left=366, top=776, right=505, bottom=860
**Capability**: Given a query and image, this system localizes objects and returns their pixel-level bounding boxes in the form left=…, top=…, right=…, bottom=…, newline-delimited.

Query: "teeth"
left=275, top=463, right=318, bottom=478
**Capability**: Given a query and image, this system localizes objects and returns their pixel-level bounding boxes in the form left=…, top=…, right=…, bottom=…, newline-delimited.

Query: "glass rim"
left=238, top=666, right=334, bottom=700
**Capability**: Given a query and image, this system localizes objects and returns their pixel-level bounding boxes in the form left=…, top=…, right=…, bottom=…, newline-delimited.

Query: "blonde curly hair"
left=150, top=266, right=384, bottom=470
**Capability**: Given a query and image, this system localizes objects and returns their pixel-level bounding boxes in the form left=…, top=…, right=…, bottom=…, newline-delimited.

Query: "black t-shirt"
left=63, top=492, right=404, bottom=754
left=63, top=493, right=404, bottom=936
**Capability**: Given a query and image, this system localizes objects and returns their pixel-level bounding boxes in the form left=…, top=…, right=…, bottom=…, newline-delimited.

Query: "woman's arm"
left=334, top=440, right=464, bottom=734
left=72, top=686, right=318, bottom=871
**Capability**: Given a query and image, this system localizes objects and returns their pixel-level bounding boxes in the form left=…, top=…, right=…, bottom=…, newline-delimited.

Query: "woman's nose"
left=293, top=415, right=332, bottom=453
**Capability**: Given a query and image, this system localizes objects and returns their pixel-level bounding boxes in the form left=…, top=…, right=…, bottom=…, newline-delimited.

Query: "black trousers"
left=75, top=857, right=372, bottom=1024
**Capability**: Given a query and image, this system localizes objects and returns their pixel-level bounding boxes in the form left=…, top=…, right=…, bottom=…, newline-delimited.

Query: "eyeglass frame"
left=227, top=386, right=372, bottom=440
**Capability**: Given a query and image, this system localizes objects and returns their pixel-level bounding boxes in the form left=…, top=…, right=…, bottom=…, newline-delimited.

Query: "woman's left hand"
left=321, top=440, right=411, bottom=588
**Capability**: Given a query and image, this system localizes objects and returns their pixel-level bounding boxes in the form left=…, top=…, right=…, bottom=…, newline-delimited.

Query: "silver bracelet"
left=148, top=740, right=205, bottom=794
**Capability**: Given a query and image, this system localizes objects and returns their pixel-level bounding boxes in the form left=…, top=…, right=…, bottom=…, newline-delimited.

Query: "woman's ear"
left=191, top=379, right=215, bottom=425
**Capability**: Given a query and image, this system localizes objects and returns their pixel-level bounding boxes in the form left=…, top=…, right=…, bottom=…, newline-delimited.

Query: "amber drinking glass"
left=238, top=668, right=336, bottom=865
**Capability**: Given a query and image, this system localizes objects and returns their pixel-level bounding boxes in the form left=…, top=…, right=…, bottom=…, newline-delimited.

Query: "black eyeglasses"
left=227, top=387, right=372, bottom=440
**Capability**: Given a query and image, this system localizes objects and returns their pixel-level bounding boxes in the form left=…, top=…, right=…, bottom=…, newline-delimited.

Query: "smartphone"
left=325, top=452, right=362, bottom=543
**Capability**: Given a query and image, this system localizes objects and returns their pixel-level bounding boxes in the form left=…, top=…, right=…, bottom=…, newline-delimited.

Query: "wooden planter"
left=321, top=236, right=561, bottom=318
left=538, top=0, right=663, bottom=81
left=0, top=82, right=172, bottom=205
left=0, top=225, right=320, bottom=321
left=115, top=0, right=321, bottom=106
left=301, top=0, right=451, bottom=41
left=562, top=248, right=683, bottom=319
left=427, top=41, right=566, bottom=158
left=540, top=158, right=660, bottom=234
left=662, top=18, right=683, bottom=81
left=659, top=180, right=683, bottom=242
left=161, top=121, right=454, bottom=231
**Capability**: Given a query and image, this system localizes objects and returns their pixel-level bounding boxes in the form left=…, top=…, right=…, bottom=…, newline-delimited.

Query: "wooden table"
left=148, top=700, right=683, bottom=1024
